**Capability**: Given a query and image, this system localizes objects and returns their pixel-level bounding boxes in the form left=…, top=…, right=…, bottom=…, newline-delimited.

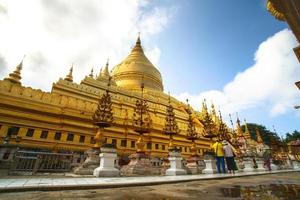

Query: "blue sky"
left=156, top=0, right=287, bottom=93
left=154, top=0, right=300, bottom=136
left=0, top=0, right=299, bottom=136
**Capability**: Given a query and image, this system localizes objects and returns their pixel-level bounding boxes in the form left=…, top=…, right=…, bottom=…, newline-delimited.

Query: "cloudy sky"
left=0, top=0, right=299, bottom=136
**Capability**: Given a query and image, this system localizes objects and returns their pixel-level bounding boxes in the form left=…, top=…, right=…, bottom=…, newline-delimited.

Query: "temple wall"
left=0, top=78, right=211, bottom=158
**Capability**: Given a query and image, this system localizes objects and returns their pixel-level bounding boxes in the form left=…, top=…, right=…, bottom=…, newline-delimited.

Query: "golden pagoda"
left=0, top=36, right=216, bottom=160
left=243, top=119, right=252, bottom=140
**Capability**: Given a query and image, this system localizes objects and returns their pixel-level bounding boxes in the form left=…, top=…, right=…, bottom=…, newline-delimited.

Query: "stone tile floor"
left=0, top=169, right=299, bottom=192
left=1, top=172, right=300, bottom=200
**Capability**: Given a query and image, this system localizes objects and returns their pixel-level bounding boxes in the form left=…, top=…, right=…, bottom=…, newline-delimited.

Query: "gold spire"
left=4, top=57, right=24, bottom=85
left=201, top=99, right=208, bottom=115
left=210, top=102, right=219, bottom=123
left=64, top=65, right=73, bottom=82
left=89, top=68, right=94, bottom=78
left=255, top=127, right=264, bottom=143
left=98, top=60, right=110, bottom=80
left=244, top=119, right=251, bottom=140
left=236, top=117, right=244, bottom=137
left=136, top=32, right=141, bottom=46
left=218, top=110, right=228, bottom=140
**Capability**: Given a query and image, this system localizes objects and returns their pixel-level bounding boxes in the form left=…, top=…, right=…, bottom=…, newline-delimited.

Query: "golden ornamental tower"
left=111, top=35, right=164, bottom=91
left=64, top=66, right=73, bottom=82
left=244, top=119, right=252, bottom=140
left=236, top=118, right=244, bottom=138
left=98, top=60, right=110, bottom=80
left=163, top=93, right=180, bottom=150
left=4, top=59, right=24, bottom=85
left=255, top=127, right=264, bottom=144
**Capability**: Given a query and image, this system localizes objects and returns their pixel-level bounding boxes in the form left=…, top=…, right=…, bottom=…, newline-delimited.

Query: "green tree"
left=241, top=123, right=280, bottom=145
left=284, top=130, right=300, bottom=143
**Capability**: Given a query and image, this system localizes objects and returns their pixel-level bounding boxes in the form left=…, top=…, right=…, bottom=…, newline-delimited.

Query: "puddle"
left=220, top=184, right=300, bottom=200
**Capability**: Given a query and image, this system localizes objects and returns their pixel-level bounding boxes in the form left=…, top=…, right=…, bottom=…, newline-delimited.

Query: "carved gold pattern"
left=267, top=0, right=285, bottom=21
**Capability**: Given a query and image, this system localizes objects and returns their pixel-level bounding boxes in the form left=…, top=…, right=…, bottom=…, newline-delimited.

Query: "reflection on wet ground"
left=221, top=184, right=300, bottom=200
left=0, top=172, right=299, bottom=200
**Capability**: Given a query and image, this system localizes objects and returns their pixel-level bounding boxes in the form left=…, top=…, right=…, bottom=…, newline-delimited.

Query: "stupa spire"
left=64, top=65, right=73, bottom=82
left=244, top=119, right=251, bottom=140
left=210, top=102, right=219, bottom=123
left=201, top=99, right=208, bottom=115
left=4, top=56, right=24, bottom=85
left=131, top=33, right=143, bottom=53
left=255, top=127, right=264, bottom=143
left=136, top=32, right=141, bottom=46
left=236, top=117, right=244, bottom=137
left=98, top=59, right=110, bottom=79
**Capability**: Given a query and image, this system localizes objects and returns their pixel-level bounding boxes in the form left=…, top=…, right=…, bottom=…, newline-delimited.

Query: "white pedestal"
left=166, top=151, right=187, bottom=176
left=243, top=158, right=254, bottom=172
left=292, top=160, right=300, bottom=169
left=255, top=159, right=265, bottom=171
left=93, top=147, right=120, bottom=177
left=270, top=160, right=278, bottom=171
left=202, top=159, right=217, bottom=174
left=287, top=159, right=293, bottom=169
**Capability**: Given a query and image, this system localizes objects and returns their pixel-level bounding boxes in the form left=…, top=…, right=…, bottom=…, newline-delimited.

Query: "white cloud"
left=0, top=0, right=174, bottom=91
left=177, top=29, right=300, bottom=117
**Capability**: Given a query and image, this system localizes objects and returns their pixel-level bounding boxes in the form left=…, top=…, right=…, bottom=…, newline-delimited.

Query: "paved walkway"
left=0, top=169, right=299, bottom=193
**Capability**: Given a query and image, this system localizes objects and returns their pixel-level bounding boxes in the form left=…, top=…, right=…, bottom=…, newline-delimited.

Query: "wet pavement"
left=0, top=172, right=299, bottom=200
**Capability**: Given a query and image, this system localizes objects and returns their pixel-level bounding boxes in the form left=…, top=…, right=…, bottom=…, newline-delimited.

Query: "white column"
left=166, top=151, right=187, bottom=176
left=202, top=159, right=217, bottom=174
left=292, top=160, right=300, bottom=169
left=93, top=147, right=120, bottom=177
left=255, top=158, right=265, bottom=171
left=243, top=157, right=255, bottom=172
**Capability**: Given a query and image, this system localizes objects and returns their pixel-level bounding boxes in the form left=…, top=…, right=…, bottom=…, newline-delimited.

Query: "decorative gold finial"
left=64, top=65, right=73, bottom=82
left=136, top=32, right=141, bottom=45
left=89, top=68, right=94, bottom=78
left=4, top=56, right=25, bottom=85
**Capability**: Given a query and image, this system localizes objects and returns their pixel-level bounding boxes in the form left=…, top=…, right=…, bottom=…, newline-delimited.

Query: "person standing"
left=212, top=139, right=226, bottom=173
left=222, top=140, right=236, bottom=174
left=263, top=147, right=271, bottom=171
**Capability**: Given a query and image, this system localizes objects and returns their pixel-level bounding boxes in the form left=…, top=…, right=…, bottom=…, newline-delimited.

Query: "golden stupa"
left=112, top=36, right=163, bottom=91
left=0, top=36, right=222, bottom=160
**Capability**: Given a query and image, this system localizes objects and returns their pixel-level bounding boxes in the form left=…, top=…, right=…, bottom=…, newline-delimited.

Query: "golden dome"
left=111, top=36, right=164, bottom=91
